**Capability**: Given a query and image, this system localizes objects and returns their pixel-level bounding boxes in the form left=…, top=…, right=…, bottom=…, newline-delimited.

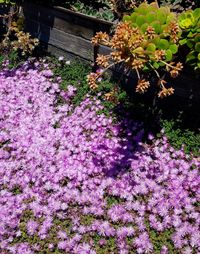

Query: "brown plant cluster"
left=87, top=72, right=99, bottom=90
left=104, top=89, right=119, bottom=103
left=1, top=9, right=39, bottom=56
left=166, top=62, right=183, bottom=78
left=136, top=79, right=150, bottom=93
left=96, top=54, right=110, bottom=68
left=89, top=14, right=182, bottom=99
left=91, top=32, right=110, bottom=46
left=158, top=87, right=175, bottom=98
left=154, top=50, right=166, bottom=61
left=167, top=22, right=180, bottom=43
left=145, top=26, right=156, bottom=40
left=3, top=22, right=39, bottom=55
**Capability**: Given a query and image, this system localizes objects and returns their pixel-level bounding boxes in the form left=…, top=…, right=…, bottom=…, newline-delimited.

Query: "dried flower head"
left=168, top=22, right=180, bottom=43
left=136, top=79, right=150, bottom=93
left=167, top=62, right=183, bottom=78
left=96, top=54, right=110, bottom=68
left=145, top=26, right=156, bottom=39
left=154, top=50, right=166, bottom=61
left=87, top=73, right=98, bottom=89
left=132, top=59, right=144, bottom=70
left=111, top=22, right=133, bottom=49
left=91, top=32, right=110, bottom=46
left=158, top=87, right=175, bottom=98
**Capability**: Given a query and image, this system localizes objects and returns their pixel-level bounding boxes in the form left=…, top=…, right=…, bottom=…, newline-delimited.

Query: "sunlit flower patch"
left=0, top=61, right=199, bottom=254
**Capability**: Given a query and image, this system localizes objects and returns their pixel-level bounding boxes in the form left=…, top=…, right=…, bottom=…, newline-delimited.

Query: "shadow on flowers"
left=93, top=109, right=146, bottom=180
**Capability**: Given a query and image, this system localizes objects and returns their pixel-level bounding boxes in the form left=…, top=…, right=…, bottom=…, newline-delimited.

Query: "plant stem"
left=160, top=60, right=181, bottom=71
left=135, top=68, right=141, bottom=79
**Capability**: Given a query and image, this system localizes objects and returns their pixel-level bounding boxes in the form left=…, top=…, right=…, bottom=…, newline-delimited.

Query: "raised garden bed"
left=16, top=1, right=199, bottom=104
left=22, top=1, right=113, bottom=62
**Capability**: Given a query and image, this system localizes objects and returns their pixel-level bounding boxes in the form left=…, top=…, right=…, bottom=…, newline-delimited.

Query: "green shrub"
left=160, top=0, right=200, bottom=11
left=159, top=119, right=200, bottom=156
left=179, top=8, right=200, bottom=71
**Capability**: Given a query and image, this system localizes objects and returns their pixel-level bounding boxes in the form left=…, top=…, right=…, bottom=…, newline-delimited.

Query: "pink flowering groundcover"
left=0, top=60, right=199, bottom=254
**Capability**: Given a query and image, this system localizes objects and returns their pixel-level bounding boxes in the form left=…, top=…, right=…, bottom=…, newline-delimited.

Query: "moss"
left=80, top=214, right=95, bottom=226
left=11, top=185, right=23, bottom=195
left=23, top=197, right=36, bottom=204
left=145, top=219, right=178, bottom=254
left=93, top=235, right=117, bottom=254
left=53, top=217, right=72, bottom=235
left=106, top=195, right=124, bottom=209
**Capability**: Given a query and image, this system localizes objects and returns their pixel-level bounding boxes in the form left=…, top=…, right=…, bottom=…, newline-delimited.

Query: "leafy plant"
left=0, top=1, right=39, bottom=57
left=51, top=56, right=127, bottom=115
left=88, top=2, right=183, bottom=99
left=160, top=119, right=200, bottom=156
left=0, top=0, right=15, bottom=3
left=160, top=0, right=200, bottom=11
left=31, top=0, right=145, bottom=21
left=178, top=8, right=200, bottom=71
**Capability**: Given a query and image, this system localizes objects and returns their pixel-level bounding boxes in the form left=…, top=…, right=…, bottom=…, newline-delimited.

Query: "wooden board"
left=22, top=2, right=112, bottom=35
left=22, top=1, right=113, bottom=61
left=25, top=19, right=93, bottom=60
left=23, top=5, right=93, bottom=40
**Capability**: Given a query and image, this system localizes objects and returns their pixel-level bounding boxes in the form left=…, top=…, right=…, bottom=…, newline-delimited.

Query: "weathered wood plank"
left=45, top=43, right=91, bottom=62
left=22, top=2, right=112, bottom=33
left=53, top=17, right=94, bottom=39
left=23, top=7, right=94, bottom=40
left=98, top=45, right=112, bottom=56
left=25, top=19, right=93, bottom=60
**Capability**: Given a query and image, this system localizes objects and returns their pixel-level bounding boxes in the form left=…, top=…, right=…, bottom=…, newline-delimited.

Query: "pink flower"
left=58, top=241, right=67, bottom=250
left=26, top=220, right=38, bottom=236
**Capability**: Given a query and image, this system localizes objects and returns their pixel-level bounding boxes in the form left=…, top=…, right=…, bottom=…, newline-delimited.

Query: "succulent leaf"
left=186, top=39, right=194, bottom=48
left=151, top=21, right=162, bottom=34
left=146, top=13, right=155, bottom=24
left=195, top=42, right=200, bottom=53
left=169, top=44, right=178, bottom=54
left=136, top=15, right=146, bottom=27
left=146, top=43, right=156, bottom=52
left=158, top=39, right=169, bottom=50
left=165, top=49, right=173, bottom=61
left=141, top=23, right=149, bottom=33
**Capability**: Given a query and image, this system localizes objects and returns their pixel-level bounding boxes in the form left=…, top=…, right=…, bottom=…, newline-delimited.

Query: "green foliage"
left=34, top=0, right=115, bottom=21
left=52, top=57, right=91, bottom=106
left=52, top=57, right=127, bottom=114
left=160, top=119, right=200, bottom=156
left=65, top=0, right=115, bottom=21
left=0, top=0, right=15, bottom=3
left=179, top=8, right=200, bottom=29
left=179, top=8, right=200, bottom=70
left=160, top=0, right=200, bottom=11
left=123, top=3, right=180, bottom=72
left=0, top=1, right=39, bottom=58
left=106, top=195, right=124, bottom=208
left=80, top=214, right=95, bottom=225
left=0, top=50, right=26, bottom=69
left=31, top=0, right=144, bottom=21
left=148, top=227, right=178, bottom=254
